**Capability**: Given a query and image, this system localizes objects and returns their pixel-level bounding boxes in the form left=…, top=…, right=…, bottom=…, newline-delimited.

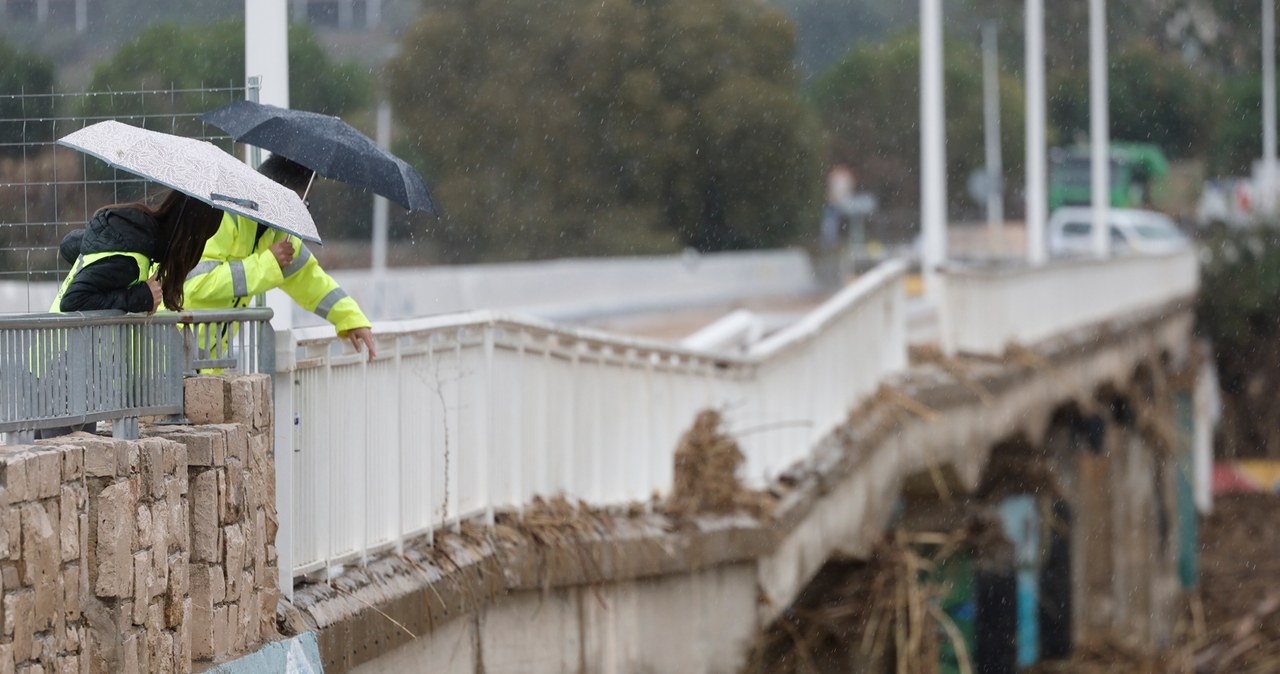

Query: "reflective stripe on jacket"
left=49, top=251, right=152, bottom=313
left=182, top=212, right=370, bottom=335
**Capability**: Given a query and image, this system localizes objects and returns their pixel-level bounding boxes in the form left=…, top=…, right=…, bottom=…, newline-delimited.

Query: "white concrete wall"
left=346, top=565, right=759, bottom=674
left=938, top=250, right=1199, bottom=355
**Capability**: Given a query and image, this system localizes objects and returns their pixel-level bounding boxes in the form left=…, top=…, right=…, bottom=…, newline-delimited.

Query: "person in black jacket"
left=51, top=190, right=224, bottom=313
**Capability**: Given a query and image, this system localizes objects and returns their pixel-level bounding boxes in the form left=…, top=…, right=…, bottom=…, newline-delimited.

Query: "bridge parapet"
left=275, top=259, right=909, bottom=580
left=938, top=249, right=1200, bottom=355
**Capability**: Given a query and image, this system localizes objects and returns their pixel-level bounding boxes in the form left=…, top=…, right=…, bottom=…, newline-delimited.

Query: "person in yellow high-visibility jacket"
left=182, top=155, right=377, bottom=361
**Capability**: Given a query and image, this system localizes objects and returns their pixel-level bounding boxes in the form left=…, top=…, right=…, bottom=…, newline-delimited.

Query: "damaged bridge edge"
left=292, top=298, right=1198, bottom=674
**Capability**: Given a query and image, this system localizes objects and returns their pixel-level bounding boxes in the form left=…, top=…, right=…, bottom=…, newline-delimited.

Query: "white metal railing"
left=275, top=259, right=909, bottom=578
left=937, top=249, right=1200, bottom=355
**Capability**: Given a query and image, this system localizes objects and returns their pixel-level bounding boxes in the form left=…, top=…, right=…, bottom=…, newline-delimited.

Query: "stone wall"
left=0, top=373, right=279, bottom=674
left=152, top=375, right=278, bottom=665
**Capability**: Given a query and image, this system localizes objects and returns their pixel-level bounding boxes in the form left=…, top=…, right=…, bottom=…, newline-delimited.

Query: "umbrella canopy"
left=200, top=100, right=437, bottom=214
left=58, top=120, right=321, bottom=244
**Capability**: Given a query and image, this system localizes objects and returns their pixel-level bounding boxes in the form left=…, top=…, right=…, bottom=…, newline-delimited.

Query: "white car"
left=1047, top=207, right=1189, bottom=257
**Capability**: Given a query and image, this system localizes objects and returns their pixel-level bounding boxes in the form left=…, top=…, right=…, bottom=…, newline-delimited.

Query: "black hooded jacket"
left=59, top=208, right=163, bottom=313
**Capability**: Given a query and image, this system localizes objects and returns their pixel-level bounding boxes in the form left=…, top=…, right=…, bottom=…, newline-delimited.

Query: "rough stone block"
left=212, top=605, right=232, bottom=658
left=61, top=565, right=79, bottom=623
left=253, top=509, right=266, bottom=584
left=216, top=470, right=229, bottom=525
left=160, top=442, right=177, bottom=477
left=225, top=425, right=249, bottom=466
left=240, top=574, right=257, bottom=647
left=226, top=377, right=255, bottom=427
left=122, top=444, right=141, bottom=477
left=189, top=471, right=218, bottom=563
left=2, top=512, right=16, bottom=563
left=135, top=504, right=153, bottom=549
left=163, top=432, right=216, bottom=468
left=59, top=622, right=79, bottom=659
left=184, top=376, right=227, bottom=425
left=252, top=375, right=273, bottom=432
left=59, top=487, right=79, bottom=563
left=21, top=504, right=58, bottom=631
left=139, top=439, right=167, bottom=501
left=248, top=433, right=273, bottom=504
left=223, top=524, right=246, bottom=595
left=94, top=480, right=137, bottom=598
left=77, top=514, right=88, bottom=593
left=1, top=593, right=14, bottom=637
left=189, top=564, right=224, bottom=610
left=164, top=481, right=183, bottom=545
left=81, top=438, right=119, bottom=478
left=177, top=597, right=192, bottom=670
left=176, top=494, right=190, bottom=554
left=164, top=554, right=186, bottom=629
left=60, top=448, right=82, bottom=482
left=55, top=655, right=76, bottom=674
left=195, top=605, right=219, bottom=662
left=29, top=451, right=60, bottom=501
left=0, top=511, right=10, bottom=562
left=114, top=599, right=132, bottom=637
left=0, top=455, right=29, bottom=504
left=132, top=550, right=151, bottom=624
left=223, top=461, right=244, bottom=524
left=9, top=590, right=32, bottom=661
left=150, top=527, right=169, bottom=590
left=145, top=600, right=162, bottom=639
left=51, top=572, right=66, bottom=653
left=0, top=644, right=11, bottom=674
left=152, top=632, right=173, bottom=674
left=230, top=601, right=245, bottom=654
left=121, top=634, right=138, bottom=674
left=259, top=588, right=278, bottom=642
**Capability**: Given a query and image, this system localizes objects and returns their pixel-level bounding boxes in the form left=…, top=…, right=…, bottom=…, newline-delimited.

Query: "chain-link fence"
left=0, top=83, right=243, bottom=312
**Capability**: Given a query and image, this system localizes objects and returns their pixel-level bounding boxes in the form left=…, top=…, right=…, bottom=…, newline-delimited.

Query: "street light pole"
left=982, top=22, right=1004, bottom=230
left=1264, top=0, right=1277, bottom=215
left=1025, top=0, right=1047, bottom=265
left=921, top=0, right=948, bottom=298
left=1089, top=0, right=1110, bottom=258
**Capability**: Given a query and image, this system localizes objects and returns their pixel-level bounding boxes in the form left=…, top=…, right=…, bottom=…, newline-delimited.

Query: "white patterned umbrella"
left=57, top=120, right=321, bottom=244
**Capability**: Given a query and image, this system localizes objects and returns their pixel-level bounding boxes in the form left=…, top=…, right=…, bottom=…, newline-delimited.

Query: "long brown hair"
left=98, top=190, right=223, bottom=310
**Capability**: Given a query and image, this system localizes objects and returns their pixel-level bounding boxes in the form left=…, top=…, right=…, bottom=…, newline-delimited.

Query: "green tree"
left=0, top=38, right=56, bottom=156
left=81, top=18, right=371, bottom=124
left=1047, top=40, right=1218, bottom=159
left=1208, top=73, right=1264, bottom=176
left=811, top=32, right=1026, bottom=214
left=386, top=0, right=824, bottom=262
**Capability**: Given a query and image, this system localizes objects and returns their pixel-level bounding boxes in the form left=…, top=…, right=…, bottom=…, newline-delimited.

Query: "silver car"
left=1047, top=207, right=1190, bottom=257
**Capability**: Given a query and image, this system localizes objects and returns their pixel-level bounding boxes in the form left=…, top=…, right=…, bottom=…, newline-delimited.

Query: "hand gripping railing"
left=0, top=308, right=273, bottom=444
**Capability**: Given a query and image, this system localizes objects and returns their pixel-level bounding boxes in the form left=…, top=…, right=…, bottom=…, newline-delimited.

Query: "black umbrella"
left=200, top=100, right=437, bottom=215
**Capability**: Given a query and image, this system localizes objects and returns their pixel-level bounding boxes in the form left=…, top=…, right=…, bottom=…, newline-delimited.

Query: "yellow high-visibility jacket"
left=182, top=212, right=370, bottom=335
left=49, top=251, right=152, bottom=313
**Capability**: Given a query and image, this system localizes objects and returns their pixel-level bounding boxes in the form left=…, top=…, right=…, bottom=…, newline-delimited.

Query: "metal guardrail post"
left=273, top=325, right=296, bottom=599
